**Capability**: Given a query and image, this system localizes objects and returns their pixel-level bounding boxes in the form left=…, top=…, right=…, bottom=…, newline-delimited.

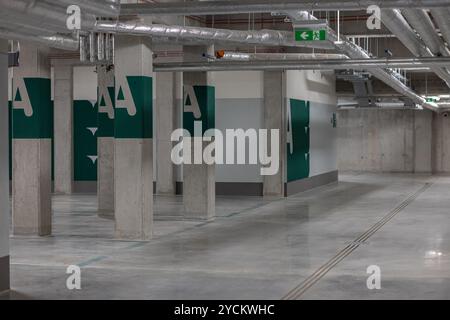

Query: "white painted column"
left=97, top=64, right=115, bottom=216
left=263, top=71, right=286, bottom=197
left=155, top=71, right=176, bottom=194
left=0, top=39, right=10, bottom=292
left=114, top=36, right=154, bottom=240
left=183, top=46, right=215, bottom=220
left=12, top=44, right=52, bottom=236
left=53, top=60, right=73, bottom=194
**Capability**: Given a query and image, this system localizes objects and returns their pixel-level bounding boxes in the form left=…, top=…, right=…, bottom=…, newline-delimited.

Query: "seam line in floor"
left=282, top=181, right=434, bottom=300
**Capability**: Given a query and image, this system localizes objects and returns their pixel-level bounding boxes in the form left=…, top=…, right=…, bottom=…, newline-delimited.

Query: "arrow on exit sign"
left=294, top=29, right=327, bottom=41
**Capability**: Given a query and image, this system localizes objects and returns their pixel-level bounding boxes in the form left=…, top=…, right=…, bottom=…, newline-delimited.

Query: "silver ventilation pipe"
left=47, top=0, right=121, bottom=18
left=0, top=0, right=97, bottom=33
left=430, top=8, right=450, bottom=48
left=120, top=0, right=450, bottom=16
left=93, top=20, right=335, bottom=50
left=0, top=0, right=120, bottom=51
left=380, top=9, right=450, bottom=88
left=401, top=9, right=449, bottom=56
left=0, top=28, right=79, bottom=51
left=301, top=10, right=437, bottom=111
left=216, top=52, right=349, bottom=61
left=154, top=57, right=450, bottom=71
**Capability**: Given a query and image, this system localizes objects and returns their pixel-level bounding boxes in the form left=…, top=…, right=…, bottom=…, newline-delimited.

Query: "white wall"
left=210, top=71, right=265, bottom=183
left=73, top=66, right=97, bottom=101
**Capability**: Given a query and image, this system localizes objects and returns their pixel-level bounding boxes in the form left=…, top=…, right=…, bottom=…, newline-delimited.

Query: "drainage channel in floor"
left=282, top=181, right=434, bottom=300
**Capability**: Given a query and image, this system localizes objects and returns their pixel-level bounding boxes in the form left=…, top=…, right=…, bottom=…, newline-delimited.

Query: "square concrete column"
left=12, top=44, right=52, bottom=236
left=114, top=36, right=154, bottom=240
left=155, top=71, right=176, bottom=194
left=53, top=60, right=73, bottom=194
left=97, top=64, right=115, bottom=216
left=0, top=39, right=10, bottom=292
left=183, top=46, right=216, bottom=220
left=263, top=71, right=286, bottom=197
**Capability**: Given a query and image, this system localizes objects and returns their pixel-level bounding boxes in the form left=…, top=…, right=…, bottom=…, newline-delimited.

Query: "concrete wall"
left=432, top=112, right=450, bottom=173
left=338, top=109, right=433, bottom=173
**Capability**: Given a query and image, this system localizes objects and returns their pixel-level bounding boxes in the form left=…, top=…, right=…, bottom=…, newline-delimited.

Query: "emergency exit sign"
left=294, top=29, right=327, bottom=41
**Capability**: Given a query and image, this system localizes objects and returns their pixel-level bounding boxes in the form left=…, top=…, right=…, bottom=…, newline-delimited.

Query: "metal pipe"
left=401, top=9, right=449, bottom=56
left=0, top=0, right=97, bottom=32
left=430, top=8, right=450, bottom=48
left=97, top=33, right=105, bottom=61
left=45, top=0, right=121, bottom=17
left=93, top=20, right=335, bottom=49
left=381, top=9, right=450, bottom=87
left=0, top=28, right=79, bottom=51
left=89, top=33, right=97, bottom=63
left=299, top=10, right=437, bottom=111
left=79, top=35, right=88, bottom=61
left=154, top=57, right=450, bottom=72
left=120, top=0, right=450, bottom=16
left=217, top=52, right=349, bottom=61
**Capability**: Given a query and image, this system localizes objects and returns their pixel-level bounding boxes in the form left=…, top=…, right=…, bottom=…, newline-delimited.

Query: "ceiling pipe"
left=154, top=56, right=450, bottom=72
left=120, top=0, right=450, bottom=16
left=46, top=0, right=121, bottom=17
left=0, top=0, right=120, bottom=51
left=401, top=9, right=449, bottom=56
left=294, top=11, right=438, bottom=111
left=0, top=28, right=79, bottom=51
left=430, top=8, right=450, bottom=48
left=0, top=0, right=98, bottom=33
left=380, top=9, right=450, bottom=88
left=216, top=52, right=349, bottom=61
left=93, top=20, right=335, bottom=50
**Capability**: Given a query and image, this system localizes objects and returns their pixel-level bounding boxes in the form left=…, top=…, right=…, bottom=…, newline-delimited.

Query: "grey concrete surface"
left=2, top=173, right=450, bottom=299
left=53, top=60, right=74, bottom=195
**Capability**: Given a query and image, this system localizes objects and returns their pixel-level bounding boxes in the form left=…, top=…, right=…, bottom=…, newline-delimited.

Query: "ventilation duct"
left=0, top=0, right=120, bottom=50
left=430, top=8, right=450, bottom=48
left=401, top=9, right=449, bottom=56
left=120, top=0, right=450, bottom=16
left=79, top=32, right=114, bottom=64
left=380, top=9, right=450, bottom=88
left=0, top=28, right=79, bottom=51
left=93, top=20, right=335, bottom=50
left=215, top=51, right=348, bottom=61
left=154, top=57, right=450, bottom=71
left=304, top=10, right=437, bottom=111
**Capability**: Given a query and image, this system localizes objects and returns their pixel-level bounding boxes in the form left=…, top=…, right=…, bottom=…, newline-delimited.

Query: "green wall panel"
left=74, top=100, right=98, bottom=181
left=115, top=76, right=153, bottom=139
left=12, top=78, right=52, bottom=139
left=287, top=99, right=310, bottom=182
left=183, top=85, right=215, bottom=135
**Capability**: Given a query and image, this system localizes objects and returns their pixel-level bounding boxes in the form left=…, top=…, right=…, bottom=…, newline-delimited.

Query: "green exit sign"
left=294, top=29, right=327, bottom=41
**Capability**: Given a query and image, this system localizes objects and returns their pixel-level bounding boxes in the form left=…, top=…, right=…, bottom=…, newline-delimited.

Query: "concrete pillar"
left=155, top=71, right=176, bottom=194
left=114, top=36, right=153, bottom=240
left=12, top=44, right=52, bottom=236
left=53, top=60, right=73, bottom=194
left=0, top=39, right=10, bottom=292
left=263, top=71, right=286, bottom=197
left=97, top=64, right=115, bottom=216
left=414, top=110, right=432, bottom=173
left=183, top=46, right=215, bottom=220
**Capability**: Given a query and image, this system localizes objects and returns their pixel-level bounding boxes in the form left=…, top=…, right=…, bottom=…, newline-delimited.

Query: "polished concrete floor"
left=2, top=173, right=450, bottom=299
